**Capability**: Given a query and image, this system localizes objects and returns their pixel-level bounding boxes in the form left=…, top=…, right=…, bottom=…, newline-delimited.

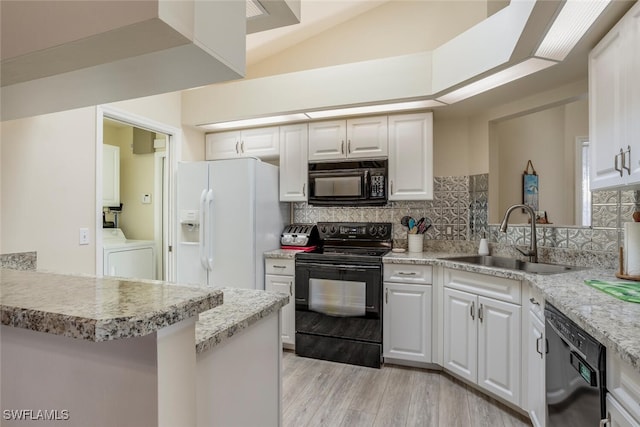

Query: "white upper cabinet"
left=388, top=112, right=434, bottom=200
left=102, top=144, right=120, bottom=208
left=279, top=124, right=308, bottom=202
left=206, top=127, right=280, bottom=160
left=590, top=2, right=640, bottom=190
left=308, top=116, right=388, bottom=162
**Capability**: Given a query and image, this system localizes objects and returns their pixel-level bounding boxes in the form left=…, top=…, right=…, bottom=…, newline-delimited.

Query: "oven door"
left=295, top=259, right=383, bottom=367
left=295, top=262, right=381, bottom=318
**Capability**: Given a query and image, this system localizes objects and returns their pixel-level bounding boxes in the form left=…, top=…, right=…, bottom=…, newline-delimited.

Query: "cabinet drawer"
left=608, top=352, right=640, bottom=423
left=265, top=259, right=295, bottom=276
left=444, top=268, right=521, bottom=305
left=384, top=264, right=432, bottom=284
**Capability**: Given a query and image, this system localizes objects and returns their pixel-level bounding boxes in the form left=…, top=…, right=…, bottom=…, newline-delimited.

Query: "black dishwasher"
left=545, top=303, right=606, bottom=426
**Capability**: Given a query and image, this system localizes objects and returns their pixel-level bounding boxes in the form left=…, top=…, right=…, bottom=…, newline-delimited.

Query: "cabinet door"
left=443, top=287, right=477, bottom=383
left=102, top=144, right=120, bottom=207
left=477, top=296, right=521, bottom=406
left=528, top=309, right=546, bottom=427
left=240, top=127, right=280, bottom=159
left=206, top=131, right=240, bottom=160
left=388, top=113, right=433, bottom=200
left=623, top=5, right=640, bottom=185
left=607, top=394, right=640, bottom=427
left=265, top=274, right=295, bottom=347
left=383, top=282, right=432, bottom=363
left=589, top=20, right=625, bottom=190
left=279, top=124, right=308, bottom=202
left=308, top=120, right=346, bottom=161
left=346, top=116, right=388, bottom=159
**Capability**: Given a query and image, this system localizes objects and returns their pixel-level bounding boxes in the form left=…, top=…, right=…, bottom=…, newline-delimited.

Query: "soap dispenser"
left=478, top=234, right=489, bottom=256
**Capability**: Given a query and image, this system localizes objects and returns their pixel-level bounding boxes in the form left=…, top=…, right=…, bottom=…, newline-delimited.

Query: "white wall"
left=0, top=107, right=97, bottom=274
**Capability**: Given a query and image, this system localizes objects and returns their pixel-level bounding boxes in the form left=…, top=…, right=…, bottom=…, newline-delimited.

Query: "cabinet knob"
left=385, top=288, right=389, bottom=304
left=235, top=141, right=240, bottom=154
left=302, top=183, right=306, bottom=197
left=348, top=140, right=351, bottom=154
left=470, top=301, right=475, bottom=320
left=341, top=141, right=344, bottom=154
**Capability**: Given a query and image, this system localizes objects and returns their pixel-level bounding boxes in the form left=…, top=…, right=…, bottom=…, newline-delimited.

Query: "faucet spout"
left=499, top=204, right=538, bottom=263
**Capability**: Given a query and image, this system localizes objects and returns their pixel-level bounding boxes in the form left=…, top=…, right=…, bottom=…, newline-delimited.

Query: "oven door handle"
left=296, top=262, right=379, bottom=271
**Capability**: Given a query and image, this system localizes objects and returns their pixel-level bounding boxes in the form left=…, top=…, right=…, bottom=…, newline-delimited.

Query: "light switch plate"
left=79, top=228, right=90, bottom=245
left=141, top=194, right=151, bottom=204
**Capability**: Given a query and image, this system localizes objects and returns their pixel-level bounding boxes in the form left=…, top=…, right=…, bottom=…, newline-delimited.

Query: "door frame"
left=95, top=105, right=182, bottom=281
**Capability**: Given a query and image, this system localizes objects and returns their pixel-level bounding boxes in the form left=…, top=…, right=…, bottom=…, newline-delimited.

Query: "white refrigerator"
left=176, top=158, right=285, bottom=289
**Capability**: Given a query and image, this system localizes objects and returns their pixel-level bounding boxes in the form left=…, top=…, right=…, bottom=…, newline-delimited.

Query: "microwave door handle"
left=364, top=170, right=369, bottom=198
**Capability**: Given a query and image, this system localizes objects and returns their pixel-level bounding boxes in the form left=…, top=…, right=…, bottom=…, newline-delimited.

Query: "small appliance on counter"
left=280, top=224, right=319, bottom=251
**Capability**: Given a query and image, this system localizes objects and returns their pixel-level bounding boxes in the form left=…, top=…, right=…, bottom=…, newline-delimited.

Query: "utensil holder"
left=408, top=234, right=423, bottom=253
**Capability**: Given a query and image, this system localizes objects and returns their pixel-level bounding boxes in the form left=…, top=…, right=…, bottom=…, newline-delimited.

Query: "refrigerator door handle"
left=199, top=189, right=209, bottom=271
left=206, top=189, right=215, bottom=271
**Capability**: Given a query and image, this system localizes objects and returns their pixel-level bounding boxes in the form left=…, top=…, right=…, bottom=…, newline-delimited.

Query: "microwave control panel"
left=370, top=174, right=385, bottom=198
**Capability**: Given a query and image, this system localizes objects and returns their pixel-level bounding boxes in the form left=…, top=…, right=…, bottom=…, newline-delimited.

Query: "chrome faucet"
left=499, top=204, right=538, bottom=263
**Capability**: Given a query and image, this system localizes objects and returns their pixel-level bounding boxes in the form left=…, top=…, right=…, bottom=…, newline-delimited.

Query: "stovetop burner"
left=318, top=247, right=391, bottom=257
left=295, top=222, right=392, bottom=264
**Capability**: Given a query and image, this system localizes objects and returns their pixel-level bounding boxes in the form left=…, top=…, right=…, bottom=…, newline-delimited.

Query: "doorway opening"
left=96, top=106, right=180, bottom=282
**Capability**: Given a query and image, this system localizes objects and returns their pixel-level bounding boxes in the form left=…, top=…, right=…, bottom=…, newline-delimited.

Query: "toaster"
left=280, top=224, right=319, bottom=248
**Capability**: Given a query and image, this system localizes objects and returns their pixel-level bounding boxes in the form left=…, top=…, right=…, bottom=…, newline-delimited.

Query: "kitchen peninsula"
left=0, top=268, right=287, bottom=427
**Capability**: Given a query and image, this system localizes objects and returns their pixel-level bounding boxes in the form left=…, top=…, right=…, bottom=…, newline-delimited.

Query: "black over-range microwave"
left=308, top=160, right=387, bottom=206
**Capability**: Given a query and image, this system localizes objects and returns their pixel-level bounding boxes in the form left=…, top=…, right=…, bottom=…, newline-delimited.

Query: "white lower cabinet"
left=383, top=264, right=433, bottom=364
left=265, top=259, right=295, bottom=349
left=606, top=394, right=640, bottom=427
left=443, top=268, right=521, bottom=406
left=527, top=300, right=546, bottom=427
left=607, top=351, right=640, bottom=426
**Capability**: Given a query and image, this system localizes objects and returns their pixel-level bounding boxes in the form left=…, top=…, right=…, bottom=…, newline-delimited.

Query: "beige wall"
left=1, top=107, right=97, bottom=274
left=103, top=123, right=155, bottom=241
left=108, top=91, right=204, bottom=161
left=491, top=98, right=588, bottom=225
left=1, top=91, right=189, bottom=275
left=433, top=117, right=471, bottom=177
left=248, top=0, right=487, bottom=78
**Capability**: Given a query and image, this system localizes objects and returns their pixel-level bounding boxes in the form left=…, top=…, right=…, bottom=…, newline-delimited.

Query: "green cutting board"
left=584, top=279, right=640, bottom=303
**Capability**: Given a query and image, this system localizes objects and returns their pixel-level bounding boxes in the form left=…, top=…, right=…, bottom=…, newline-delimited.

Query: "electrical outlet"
left=79, top=228, right=90, bottom=245
left=446, top=226, right=453, bottom=238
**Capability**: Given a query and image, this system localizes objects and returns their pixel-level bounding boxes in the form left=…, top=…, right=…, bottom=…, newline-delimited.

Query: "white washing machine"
left=103, top=229, right=156, bottom=280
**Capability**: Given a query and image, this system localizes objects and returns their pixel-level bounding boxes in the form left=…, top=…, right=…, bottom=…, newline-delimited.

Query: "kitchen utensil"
left=408, top=218, right=416, bottom=230
left=417, top=217, right=431, bottom=234
left=400, top=216, right=411, bottom=227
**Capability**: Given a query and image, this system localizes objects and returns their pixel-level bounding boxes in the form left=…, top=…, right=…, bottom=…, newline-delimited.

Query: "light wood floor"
left=282, top=351, right=532, bottom=427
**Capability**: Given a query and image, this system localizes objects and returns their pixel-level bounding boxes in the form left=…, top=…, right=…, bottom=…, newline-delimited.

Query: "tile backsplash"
left=293, top=174, right=488, bottom=241
left=292, top=175, right=639, bottom=269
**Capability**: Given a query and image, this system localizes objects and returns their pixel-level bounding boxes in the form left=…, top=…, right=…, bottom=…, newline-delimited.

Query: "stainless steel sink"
left=441, top=255, right=584, bottom=275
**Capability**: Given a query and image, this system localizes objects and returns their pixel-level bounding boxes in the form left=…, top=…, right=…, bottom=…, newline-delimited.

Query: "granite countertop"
left=0, top=268, right=223, bottom=342
left=195, top=288, right=289, bottom=354
left=384, top=251, right=640, bottom=371
left=263, top=249, right=303, bottom=260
